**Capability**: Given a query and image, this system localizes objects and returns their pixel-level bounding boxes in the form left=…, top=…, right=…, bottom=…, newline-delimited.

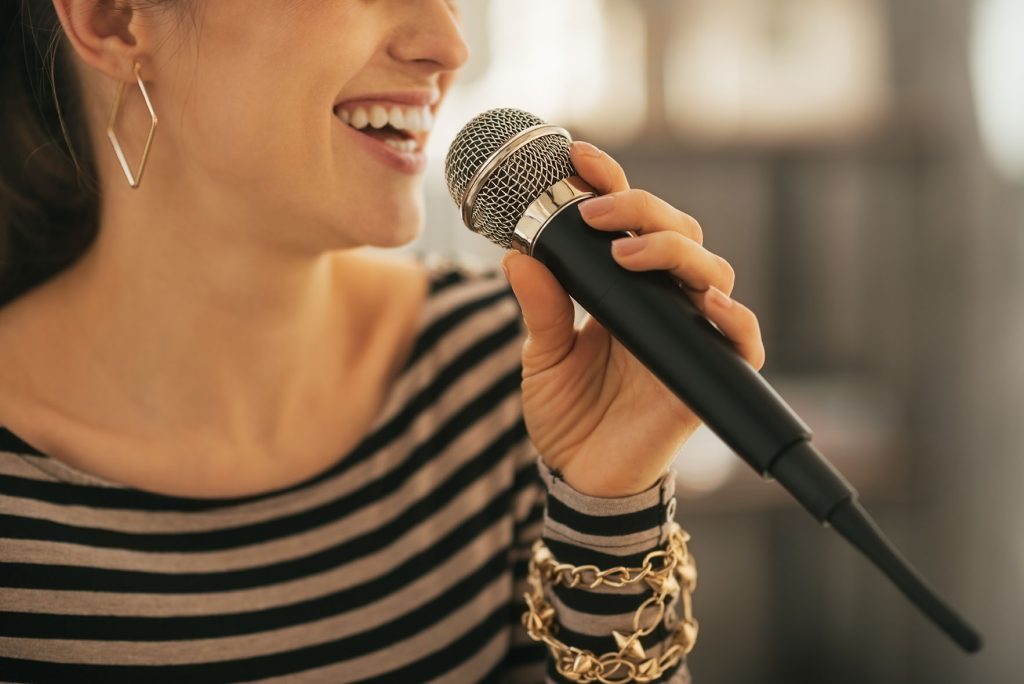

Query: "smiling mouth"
left=334, top=103, right=433, bottom=154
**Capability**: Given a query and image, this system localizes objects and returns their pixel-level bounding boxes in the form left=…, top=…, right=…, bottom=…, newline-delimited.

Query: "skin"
left=0, top=0, right=764, bottom=499
left=0, top=0, right=468, bottom=496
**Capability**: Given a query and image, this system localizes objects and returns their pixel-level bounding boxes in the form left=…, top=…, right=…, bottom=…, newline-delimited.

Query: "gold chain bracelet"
left=522, top=520, right=698, bottom=683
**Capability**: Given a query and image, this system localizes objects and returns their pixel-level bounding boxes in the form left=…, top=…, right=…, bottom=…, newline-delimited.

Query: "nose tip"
left=424, top=28, right=469, bottom=73
left=392, top=0, right=470, bottom=73
left=445, top=27, right=470, bottom=72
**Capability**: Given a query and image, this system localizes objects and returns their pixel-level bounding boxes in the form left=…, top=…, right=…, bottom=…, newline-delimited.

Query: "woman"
left=0, top=1, right=765, bottom=682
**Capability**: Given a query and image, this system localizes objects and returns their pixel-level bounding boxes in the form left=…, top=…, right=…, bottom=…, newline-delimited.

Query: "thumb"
left=502, top=251, right=577, bottom=374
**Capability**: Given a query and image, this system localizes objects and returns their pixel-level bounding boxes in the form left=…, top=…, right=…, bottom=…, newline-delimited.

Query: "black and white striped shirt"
left=0, top=259, right=690, bottom=683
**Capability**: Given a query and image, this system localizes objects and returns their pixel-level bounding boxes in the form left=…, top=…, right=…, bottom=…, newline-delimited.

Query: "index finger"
left=570, top=141, right=630, bottom=194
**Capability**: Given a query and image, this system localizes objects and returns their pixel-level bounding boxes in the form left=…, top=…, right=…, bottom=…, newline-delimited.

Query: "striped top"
left=0, top=259, right=690, bottom=684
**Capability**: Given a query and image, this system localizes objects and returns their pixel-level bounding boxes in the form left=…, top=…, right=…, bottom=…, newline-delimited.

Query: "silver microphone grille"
left=443, top=108, right=576, bottom=249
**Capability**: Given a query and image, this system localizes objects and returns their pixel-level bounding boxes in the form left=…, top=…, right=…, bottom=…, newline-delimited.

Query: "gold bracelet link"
left=522, top=520, right=699, bottom=683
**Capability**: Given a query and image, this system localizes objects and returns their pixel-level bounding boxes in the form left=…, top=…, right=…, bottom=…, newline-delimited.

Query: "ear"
left=52, top=0, right=160, bottom=81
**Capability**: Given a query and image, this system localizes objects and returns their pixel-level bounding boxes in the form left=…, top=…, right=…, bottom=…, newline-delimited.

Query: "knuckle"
left=664, top=229, right=689, bottom=248
left=634, top=189, right=655, bottom=215
left=740, top=304, right=759, bottom=327
left=728, top=301, right=757, bottom=333
left=716, top=255, right=736, bottom=291
left=611, top=157, right=627, bottom=178
left=624, top=190, right=654, bottom=233
left=686, top=215, right=704, bottom=244
left=745, top=311, right=763, bottom=343
left=529, top=306, right=576, bottom=338
left=662, top=230, right=691, bottom=259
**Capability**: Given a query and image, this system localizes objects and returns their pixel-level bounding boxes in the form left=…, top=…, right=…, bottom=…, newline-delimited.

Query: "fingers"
left=696, top=287, right=766, bottom=370
left=552, top=139, right=764, bottom=371
left=610, top=231, right=735, bottom=295
left=579, top=189, right=703, bottom=244
left=570, top=141, right=629, bottom=194
left=577, top=187, right=726, bottom=295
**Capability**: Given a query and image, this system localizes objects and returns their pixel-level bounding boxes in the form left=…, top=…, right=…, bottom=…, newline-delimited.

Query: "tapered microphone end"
left=828, top=498, right=984, bottom=654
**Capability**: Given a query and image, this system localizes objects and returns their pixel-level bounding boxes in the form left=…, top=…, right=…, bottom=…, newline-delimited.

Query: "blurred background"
left=378, top=1, right=1023, bottom=681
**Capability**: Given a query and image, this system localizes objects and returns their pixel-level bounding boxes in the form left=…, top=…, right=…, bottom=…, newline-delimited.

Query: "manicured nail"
left=611, top=236, right=645, bottom=257
left=579, top=195, right=615, bottom=219
left=707, top=285, right=733, bottom=308
left=571, top=140, right=602, bottom=158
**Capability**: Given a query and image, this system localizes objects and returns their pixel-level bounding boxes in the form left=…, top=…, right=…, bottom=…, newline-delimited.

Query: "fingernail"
left=501, top=252, right=515, bottom=279
left=579, top=195, right=615, bottom=219
left=611, top=236, right=645, bottom=257
left=707, top=285, right=733, bottom=308
left=571, top=140, right=602, bottom=158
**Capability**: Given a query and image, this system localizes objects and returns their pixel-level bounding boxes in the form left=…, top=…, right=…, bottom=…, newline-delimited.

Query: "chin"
left=364, top=224, right=422, bottom=249
left=358, top=200, right=425, bottom=249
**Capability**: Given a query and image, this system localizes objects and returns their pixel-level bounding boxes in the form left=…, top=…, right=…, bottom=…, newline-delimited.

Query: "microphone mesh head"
left=444, top=108, right=576, bottom=249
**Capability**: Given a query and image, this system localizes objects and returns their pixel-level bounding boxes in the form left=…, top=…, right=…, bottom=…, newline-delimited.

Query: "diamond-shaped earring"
left=106, top=61, right=158, bottom=189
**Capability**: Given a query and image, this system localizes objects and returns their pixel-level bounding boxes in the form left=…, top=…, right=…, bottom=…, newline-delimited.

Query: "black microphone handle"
left=530, top=199, right=853, bottom=521
left=528, top=197, right=983, bottom=652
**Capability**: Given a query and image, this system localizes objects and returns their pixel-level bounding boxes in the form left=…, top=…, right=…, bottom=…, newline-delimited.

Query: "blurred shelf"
left=568, top=106, right=957, bottom=165
left=672, top=372, right=914, bottom=514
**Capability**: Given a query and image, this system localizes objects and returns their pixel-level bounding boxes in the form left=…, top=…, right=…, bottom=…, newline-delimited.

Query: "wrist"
left=549, top=460, right=670, bottom=500
left=561, top=472, right=664, bottom=499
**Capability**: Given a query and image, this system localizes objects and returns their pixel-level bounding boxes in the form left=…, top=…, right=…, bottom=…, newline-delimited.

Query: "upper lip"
left=333, top=90, right=441, bottom=111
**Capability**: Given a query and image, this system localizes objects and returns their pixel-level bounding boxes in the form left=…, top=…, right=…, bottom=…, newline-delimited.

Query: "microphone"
left=443, top=107, right=982, bottom=653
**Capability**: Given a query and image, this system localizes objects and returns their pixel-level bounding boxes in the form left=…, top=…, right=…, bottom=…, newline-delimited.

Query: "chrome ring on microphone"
left=459, top=123, right=572, bottom=230
left=511, top=176, right=596, bottom=255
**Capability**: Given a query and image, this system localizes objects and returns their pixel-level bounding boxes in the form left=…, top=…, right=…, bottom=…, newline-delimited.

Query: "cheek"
left=172, top=9, right=358, bottom=188
left=173, top=72, right=342, bottom=227
left=158, top=2, right=425, bottom=241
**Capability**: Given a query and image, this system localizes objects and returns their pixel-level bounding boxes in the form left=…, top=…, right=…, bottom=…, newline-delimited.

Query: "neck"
left=38, top=198, right=382, bottom=451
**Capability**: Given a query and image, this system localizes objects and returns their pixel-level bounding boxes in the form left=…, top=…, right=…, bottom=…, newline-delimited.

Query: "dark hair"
left=0, top=0, right=191, bottom=308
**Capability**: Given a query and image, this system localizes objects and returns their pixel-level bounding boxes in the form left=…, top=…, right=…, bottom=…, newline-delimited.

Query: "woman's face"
left=131, top=0, right=468, bottom=254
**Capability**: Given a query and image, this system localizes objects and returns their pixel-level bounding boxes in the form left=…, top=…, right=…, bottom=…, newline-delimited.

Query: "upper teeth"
left=337, top=104, right=434, bottom=133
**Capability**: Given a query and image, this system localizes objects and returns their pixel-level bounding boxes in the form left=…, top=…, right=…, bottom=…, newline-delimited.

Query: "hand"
left=502, top=140, right=766, bottom=498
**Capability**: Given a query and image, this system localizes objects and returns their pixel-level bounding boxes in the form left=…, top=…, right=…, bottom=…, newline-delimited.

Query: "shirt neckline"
left=0, top=256, right=459, bottom=508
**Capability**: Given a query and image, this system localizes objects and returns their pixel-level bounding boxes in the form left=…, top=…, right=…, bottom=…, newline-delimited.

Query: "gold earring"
left=106, top=61, right=158, bottom=189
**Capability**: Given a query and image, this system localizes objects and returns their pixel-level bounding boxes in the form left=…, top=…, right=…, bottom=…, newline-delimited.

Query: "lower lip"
left=333, top=115, right=427, bottom=175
